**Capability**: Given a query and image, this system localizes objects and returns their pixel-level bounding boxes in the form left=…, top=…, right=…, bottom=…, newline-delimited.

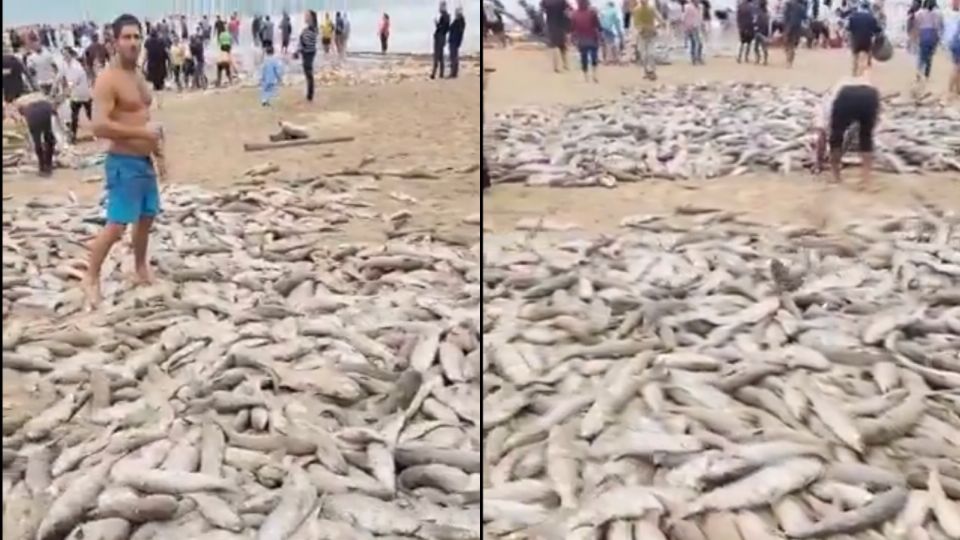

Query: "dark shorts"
left=785, top=27, right=802, bottom=46
left=548, top=24, right=568, bottom=49
left=829, top=85, right=880, bottom=153
left=850, top=33, right=873, bottom=53
left=104, top=153, right=160, bottom=224
left=739, top=30, right=755, bottom=43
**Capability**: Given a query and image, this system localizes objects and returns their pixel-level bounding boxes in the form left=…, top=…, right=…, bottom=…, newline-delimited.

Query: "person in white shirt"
left=812, top=71, right=881, bottom=191
left=61, top=47, right=92, bottom=143
left=26, top=44, right=58, bottom=96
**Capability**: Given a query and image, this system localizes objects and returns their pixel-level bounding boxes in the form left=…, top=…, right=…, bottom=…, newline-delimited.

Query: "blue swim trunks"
left=104, top=153, right=160, bottom=224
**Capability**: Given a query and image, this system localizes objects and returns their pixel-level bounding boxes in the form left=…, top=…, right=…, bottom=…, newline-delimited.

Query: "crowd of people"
left=514, top=0, right=958, bottom=87
left=3, top=4, right=473, bottom=183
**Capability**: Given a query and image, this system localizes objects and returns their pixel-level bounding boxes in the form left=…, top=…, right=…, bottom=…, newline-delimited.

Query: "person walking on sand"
left=169, top=36, right=185, bottom=91
left=683, top=0, right=706, bottom=64
left=846, top=1, right=881, bottom=75
left=334, top=12, right=345, bottom=57
left=634, top=0, right=663, bottom=79
left=782, top=0, right=806, bottom=66
left=915, top=0, right=944, bottom=84
left=542, top=0, right=572, bottom=71
left=63, top=47, right=92, bottom=143
left=26, top=41, right=57, bottom=95
left=736, top=0, right=757, bottom=62
left=188, top=32, right=206, bottom=89
left=754, top=0, right=771, bottom=63
left=259, top=44, right=283, bottom=106
left=280, top=12, right=293, bottom=54
left=623, top=0, right=637, bottom=29
left=215, top=43, right=233, bottom=87
left=83, top=14, right=167, bottom=306
left=949, top=15, right=960, bottom=94
left=295, top=10, right=319, bottom=102
left=321, top=13, right=334, bottom=55
left=143, top=29, right=168, bottom=93
left=260, top=15, right=275, bottom=50
left=229, top=13, right=240, bottom=46
left=431, top=2, right=452, bottom=79
left=570, top=0, right=602, bottom=81
left=449, top=8, right=466, bottom=78
left=600, top=1, right=625, bottom=63
left=379, top=13, right=391, bottom=54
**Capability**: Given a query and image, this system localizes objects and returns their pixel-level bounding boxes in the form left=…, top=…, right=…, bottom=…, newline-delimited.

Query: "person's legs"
left=40, top=116, right=55, bottom=172
left=84, top=154, right=150, bottom=304
left=83, top=100, right=92, bottom=121
left=302, top=52, right=315, bottom=101
left=694, top=31, right=704, bottom=63
left=643, top=36, right=655, bottom=75
left=579, top=45, right=589, bottom=78
left=855, top=89, right=879, bottom=190
left=431, top=40, right=443, bottom=78
left=588, top=45, right=599, bottom=81
left=449, top=45, right=460, bottom=78
left=132, top=216, right=155, bottom=284
left=687, top=30, right=696, bottom=63
left=70, top=100, right=82, bottom=143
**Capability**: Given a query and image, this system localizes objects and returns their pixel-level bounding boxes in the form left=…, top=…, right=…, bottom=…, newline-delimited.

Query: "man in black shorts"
left=845, top=1, right=880, bottom=75
left=814, top=72, right=881, bottom=191
left=542, top=0, right=571, bottom=71
left=736, top=0, right=757, bottom=63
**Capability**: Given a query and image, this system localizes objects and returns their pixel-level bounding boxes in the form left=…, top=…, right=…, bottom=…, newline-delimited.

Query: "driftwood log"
left=243, top=136, right=355, bottom=152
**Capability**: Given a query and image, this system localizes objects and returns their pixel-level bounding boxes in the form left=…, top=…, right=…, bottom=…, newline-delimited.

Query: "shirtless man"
left=83, top=14, right=166, bottom=305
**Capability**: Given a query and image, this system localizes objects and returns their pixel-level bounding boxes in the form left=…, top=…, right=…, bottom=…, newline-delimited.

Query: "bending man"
left=814, top=70, right=881, bottom=191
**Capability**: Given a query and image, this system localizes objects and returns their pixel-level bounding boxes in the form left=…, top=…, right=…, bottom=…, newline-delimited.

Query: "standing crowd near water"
left=497, top=0, right=959, bottom=90
left=3, top=3, right=470, bottom=178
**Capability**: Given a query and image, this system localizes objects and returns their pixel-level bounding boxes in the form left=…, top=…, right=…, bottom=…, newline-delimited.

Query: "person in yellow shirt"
left=169, top=36, right=186, bottom=91
left=321, top=12, right=335, bottom=54
left=633, top=0, right=663, bottom=79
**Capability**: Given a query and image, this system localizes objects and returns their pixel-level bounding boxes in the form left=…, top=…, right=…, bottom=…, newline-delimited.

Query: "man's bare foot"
left=81, top=276, right=103, bottom=307
left=133, top=269, right=154, bottom=286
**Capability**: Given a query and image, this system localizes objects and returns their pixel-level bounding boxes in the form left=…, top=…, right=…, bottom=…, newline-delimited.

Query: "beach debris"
left=243, top=136, right=356, bottom=153
left=488, top=82, right=960, bottom=187
left=1, top=178, right=481, bottom=538
left=482, top=206, right=960, bottom=538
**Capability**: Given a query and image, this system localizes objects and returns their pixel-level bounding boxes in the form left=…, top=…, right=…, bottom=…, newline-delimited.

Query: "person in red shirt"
left=570, top=0, right=602, bottom=81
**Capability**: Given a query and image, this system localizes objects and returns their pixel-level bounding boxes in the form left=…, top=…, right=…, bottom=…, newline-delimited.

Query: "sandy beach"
left=4, top=58, right=481, bottom=242
left=483, top=44, right=960, bottom=232
left=2, top=58, right=481, bottom=428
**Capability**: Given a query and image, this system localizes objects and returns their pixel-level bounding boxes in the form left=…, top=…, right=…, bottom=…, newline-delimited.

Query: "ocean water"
left=2, top=0, right=481, bottom=53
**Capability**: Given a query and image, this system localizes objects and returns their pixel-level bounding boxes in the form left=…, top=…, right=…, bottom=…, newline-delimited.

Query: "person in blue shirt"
left=847, top=2, right=882, bottom=75
left=259, top=44, right=283, bottom=106
left=600, top=1, right=625, bottom=62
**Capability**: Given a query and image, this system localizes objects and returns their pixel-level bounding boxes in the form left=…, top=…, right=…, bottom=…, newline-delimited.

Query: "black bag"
left=872, top=33, right=893, bottom=61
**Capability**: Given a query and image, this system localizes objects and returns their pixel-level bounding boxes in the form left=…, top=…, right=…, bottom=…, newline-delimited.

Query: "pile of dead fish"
left=487, top=83, right=960, bottom=187
left=1, top=181, right=482, bottom=539
left=482, top=206, right=960, bottom=539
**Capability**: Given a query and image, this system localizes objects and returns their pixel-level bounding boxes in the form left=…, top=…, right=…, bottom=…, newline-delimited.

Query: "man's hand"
left=154, top=154, right=167, bottom=181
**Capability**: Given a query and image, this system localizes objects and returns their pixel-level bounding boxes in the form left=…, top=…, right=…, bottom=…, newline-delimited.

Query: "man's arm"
left=90, top=72, right=156, bottom=141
